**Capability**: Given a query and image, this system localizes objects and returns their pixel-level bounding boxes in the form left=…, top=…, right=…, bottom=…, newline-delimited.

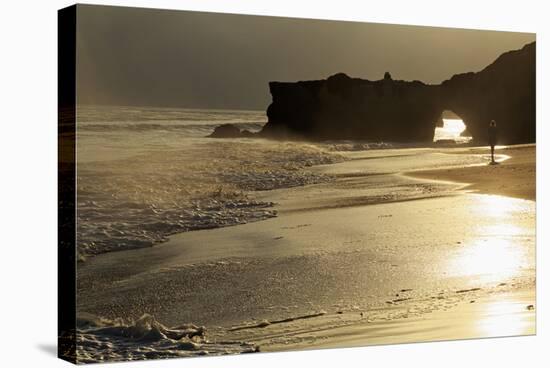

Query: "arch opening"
left=433, top=110, right=472, bottom=144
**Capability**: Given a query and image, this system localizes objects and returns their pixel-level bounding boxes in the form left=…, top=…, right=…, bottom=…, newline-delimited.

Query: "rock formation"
left=260, top=42, right=535, bottom=144
left=440, top=42, right=535, bottom=144
left=208, top=123, right=243, bottom=138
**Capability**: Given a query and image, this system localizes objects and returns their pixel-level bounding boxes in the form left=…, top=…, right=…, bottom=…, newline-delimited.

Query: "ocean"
left=76, top=105, right=342, bottom=258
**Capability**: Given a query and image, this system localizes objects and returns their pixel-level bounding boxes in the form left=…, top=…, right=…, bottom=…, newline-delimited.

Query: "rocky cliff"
left=440, top=42, right=535, bottom=144
left=260, top=42, right=535, bottom=144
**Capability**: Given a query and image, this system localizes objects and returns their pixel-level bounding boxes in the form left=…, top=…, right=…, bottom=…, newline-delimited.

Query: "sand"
left=408, top=144, right=536, bottom=201
left=227, top=289, right=535, bottom=352
left=77, top=145, right=536, bottom=356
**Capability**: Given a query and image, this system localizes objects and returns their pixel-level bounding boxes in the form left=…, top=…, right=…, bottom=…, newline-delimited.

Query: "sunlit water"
left=76, top=106, right=487, bottom=258
left=433, top=118, right=472, bottom=143
left=446, top=195, right=534, bottom=283
left=77, top=190, right=535, bottom=358
left=76, top=105, right=343, bottom=257
left=476, top=295, right=534, bottom=337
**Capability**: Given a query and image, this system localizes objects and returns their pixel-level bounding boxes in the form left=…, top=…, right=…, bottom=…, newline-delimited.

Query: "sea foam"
left=70, top=313, right=258, bottom=363
left=77, top=133, right=343, bottom=257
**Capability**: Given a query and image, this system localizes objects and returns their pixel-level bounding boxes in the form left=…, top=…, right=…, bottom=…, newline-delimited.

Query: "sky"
left=76, top=4, right=535, bottom=110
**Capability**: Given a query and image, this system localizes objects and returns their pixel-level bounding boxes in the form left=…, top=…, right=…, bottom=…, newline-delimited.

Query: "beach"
left=409, top=145, right=536, bottom=201
left=42, top=8, right=540, bottom=365
left=75, top=111, right=536, bottom=362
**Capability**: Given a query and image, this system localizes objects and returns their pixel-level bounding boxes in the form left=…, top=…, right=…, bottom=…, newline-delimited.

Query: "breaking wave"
left=79, top=122, right=265, bottom=136
left=77, top=113, right=344, bottom=258
left=77, top=105, right=268, bottom=137
left=75, top=106, right=345, bottom=258
left=71, top=313, right=258, bottom=363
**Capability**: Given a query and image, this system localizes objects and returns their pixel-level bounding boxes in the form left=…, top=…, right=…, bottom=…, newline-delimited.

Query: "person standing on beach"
left=488, top=120, right=498, bottom=163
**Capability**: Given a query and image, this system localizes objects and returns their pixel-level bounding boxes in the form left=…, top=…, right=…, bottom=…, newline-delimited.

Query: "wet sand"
left=227, top=289, right=535, bottom=351
left=76, top=145, right=536, bottom=357
left=408, top=144, right=535, bottom=201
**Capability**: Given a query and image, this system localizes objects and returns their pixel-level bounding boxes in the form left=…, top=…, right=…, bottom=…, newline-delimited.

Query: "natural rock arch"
left=260, top=42, right=535, bottom=145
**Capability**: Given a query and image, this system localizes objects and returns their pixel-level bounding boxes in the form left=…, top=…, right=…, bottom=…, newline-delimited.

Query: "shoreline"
left=226, top=287, right=535, bottom=352
left=406, top=144, right=535, bottom=201
left=76, top=143, right=536, bottom=360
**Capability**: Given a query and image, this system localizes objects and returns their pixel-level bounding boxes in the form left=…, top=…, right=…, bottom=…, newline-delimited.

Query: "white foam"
left=74, top=313, right=258, bottom=363
left=77, top=107, right=344, bottom=258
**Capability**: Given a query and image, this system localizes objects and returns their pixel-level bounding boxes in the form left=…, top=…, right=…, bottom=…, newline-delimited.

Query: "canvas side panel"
left=58, top=4, right=77, bottom=364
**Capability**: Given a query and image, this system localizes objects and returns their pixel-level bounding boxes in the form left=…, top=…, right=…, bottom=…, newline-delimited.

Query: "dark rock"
left=441, top=42, right=535, bottom=144
left=209, top=124, right=242, bottom=138
left=208, top=124, right=260, bottom=138
left=262, top=73, right=445, bottom=142
left=260, top=42, right=535, bottom=144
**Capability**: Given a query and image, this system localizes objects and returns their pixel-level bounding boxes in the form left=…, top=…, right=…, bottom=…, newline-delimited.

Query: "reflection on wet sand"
left=77, top=146, right=536, bottom=356
left=473, top=194, right=532, bottom=219
left=477, top=295, right=535, bottom=337
left=447, top=195, right=534, bottom=284
left=451, top=236, right=522, bottom=282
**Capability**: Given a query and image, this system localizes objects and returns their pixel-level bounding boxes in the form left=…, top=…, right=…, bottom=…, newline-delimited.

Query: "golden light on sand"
left=446, top=195, right=532, bottom=282
left=450, top=237, right=523, bottom=281
left=476, top=298, right=532, bottom=337
left=475, top=195, right=525, bottom=219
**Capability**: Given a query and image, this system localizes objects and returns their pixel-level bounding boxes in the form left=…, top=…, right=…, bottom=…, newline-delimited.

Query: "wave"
left=323, top=140, right=470, bottom=151
left=73, top=313, right=258, bottom=363
left=78, top=122, right=265, bottom=134
left=77, top=105, right=267, bottom=123
left=325, top=141, right=395, bottom=151
left=77, top=195, right=277, bottom=258
left=77, top=140, right=344, bottom=258
left=75, top=106, right=345, bottom=258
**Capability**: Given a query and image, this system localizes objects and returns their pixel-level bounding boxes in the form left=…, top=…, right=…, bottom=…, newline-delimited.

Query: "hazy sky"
left=76, top=5, right=535, bottom=110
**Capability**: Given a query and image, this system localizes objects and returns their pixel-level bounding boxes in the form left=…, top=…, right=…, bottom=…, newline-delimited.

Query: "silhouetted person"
left=488, top=120, right=498, bottom=163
